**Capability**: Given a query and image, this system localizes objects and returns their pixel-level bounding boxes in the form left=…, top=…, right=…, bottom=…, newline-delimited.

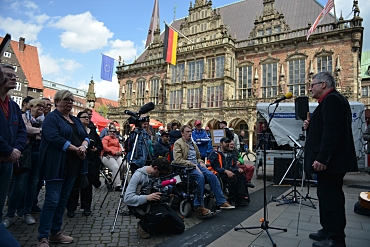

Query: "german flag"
left=163, top=24, right=178, bottom=65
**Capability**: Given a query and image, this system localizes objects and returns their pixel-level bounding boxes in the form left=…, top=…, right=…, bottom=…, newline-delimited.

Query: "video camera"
left=124, top=102, right=155, bottom=126
left=140, top=176, right=177, bottom=204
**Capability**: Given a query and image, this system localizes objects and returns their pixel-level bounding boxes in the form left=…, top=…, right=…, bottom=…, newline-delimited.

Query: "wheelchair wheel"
left=179, top=201, right=191, bottom=218
left=242, top=152, right=256, bottom=163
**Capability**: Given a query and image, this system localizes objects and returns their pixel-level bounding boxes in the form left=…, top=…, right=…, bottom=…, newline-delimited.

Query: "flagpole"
left=100, top=53, right=120, bottom=63
left=333, top=0, right=337, bottom=23
left=164, top=21, right=194, bottom=44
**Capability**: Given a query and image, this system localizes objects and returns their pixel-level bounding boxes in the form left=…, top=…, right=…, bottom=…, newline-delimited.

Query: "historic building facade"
left=110, top=0, right=364, bottom=148
left=0, top=36, right=43, bottom=107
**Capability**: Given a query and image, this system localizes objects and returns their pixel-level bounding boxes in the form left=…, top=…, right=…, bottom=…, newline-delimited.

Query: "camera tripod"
left=234, top=103, right=287, bottom=247
left=273, top=137, right=315, bottom=209
left=110, top=126, right=153, bottom=234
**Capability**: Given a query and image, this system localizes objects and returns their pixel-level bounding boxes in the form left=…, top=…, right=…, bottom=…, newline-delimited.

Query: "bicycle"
left=241, top=147, right=256, bottom=163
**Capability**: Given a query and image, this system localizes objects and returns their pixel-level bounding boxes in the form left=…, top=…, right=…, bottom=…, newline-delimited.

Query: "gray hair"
left=1, top=63, right=15, bottom=70
left=312, top=72, right=336, bottom=88
left=54, top=90, right=73, bottom=103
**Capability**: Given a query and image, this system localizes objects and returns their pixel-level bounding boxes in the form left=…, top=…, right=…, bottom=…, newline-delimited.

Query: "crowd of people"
left=1, top=58, right=358, bottom=247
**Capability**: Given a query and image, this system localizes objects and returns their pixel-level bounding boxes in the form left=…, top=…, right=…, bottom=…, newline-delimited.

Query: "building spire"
left=145, top=0, right=160, bottom=48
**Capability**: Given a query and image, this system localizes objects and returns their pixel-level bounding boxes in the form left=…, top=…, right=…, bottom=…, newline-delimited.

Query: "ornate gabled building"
left=110, top=0, right=364, bottom=149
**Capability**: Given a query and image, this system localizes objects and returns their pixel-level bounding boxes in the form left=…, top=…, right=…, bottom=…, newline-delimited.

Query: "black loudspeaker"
left=273, top=158, right=301, bottom=184
left=295, top=96, right=309, bottom=120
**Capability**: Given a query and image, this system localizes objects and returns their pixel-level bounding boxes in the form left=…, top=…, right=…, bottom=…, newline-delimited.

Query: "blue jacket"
left=126, top=129, right=153, bottom=167
left=0, top=99, right=27, bottom=157
left=153, top=138, right=170, bottom=158
left=191, top=129, right=210, bottom=158
left=38, top=109, right=89, bottom=181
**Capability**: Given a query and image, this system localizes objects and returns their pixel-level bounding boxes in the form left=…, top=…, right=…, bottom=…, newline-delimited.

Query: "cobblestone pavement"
left=4, top=158, right=370, bottom=247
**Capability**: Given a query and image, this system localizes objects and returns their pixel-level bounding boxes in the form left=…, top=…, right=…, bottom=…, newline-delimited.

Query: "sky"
left=0, top=0, right=368, bottom=101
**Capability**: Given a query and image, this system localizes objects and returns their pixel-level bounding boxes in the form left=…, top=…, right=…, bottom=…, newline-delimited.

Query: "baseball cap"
left=159, top=126, right=164, bottom=130
left=205, top=126, right=210, bottom=130
left=161, top=131, right=170, bottom=137
left=194, top=120, right=202, bottom=126
left=220, top=137, right=231, bottom=143
left=229, top=127, right=234, bottom=131
left=220, top=121, right=227, bottom=125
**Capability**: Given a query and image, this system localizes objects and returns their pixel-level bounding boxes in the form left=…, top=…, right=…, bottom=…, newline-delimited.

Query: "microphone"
left=124, top=110, right=136, bottom=116
left=272, top=92, right=293, bottom=104
left=139, top=102, right=155, bottom=115
left=161, top=178, right=177, bottom=187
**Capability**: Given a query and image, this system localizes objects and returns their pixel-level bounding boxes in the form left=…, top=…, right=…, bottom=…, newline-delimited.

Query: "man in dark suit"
left=303, top=72, right=357, bottom=247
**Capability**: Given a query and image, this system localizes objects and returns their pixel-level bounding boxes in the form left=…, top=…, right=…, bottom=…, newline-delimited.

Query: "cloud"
left=78, top=76, right=119, bottom=101
left=52, top=11, right=113, bottom=53
left=39, top=54, right=82, bottom=76
left=105, top=39, right=138, bottom=63
left=0, top=16, right=42, bottom=42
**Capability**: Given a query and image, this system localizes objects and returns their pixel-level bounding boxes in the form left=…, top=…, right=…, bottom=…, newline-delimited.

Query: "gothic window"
left=266, top=28, right=272, bottom=35
left=258, top=30, right=264, bottom=37
left=169, top=90, right=182, bottom=109
left=171, top=63, right=185, bottom=83
left=137, top=80, right=145, bottom=106
left=238, top=66, right=253, bottom=99
left=150, top=78, right=160, bottom=105
left=207, top=85, right=223, bottom=108
left=317, top=56, right=332, bottom=74
left=126, top=82, right=133, bottom=106
left=261, top=63, right=278, bottom=98
left=274, top=26, right=281, bottom=33
left=288, top=59, right=306, bottom=96
left=208, top=56, right=224, bottom=79
left=188, top=60, right=204, bottom=81
left=187, top=88, right=202, bottom=109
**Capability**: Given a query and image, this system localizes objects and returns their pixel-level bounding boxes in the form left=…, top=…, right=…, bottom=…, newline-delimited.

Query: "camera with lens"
left=124, top=102, right=155, bottom=127
left=140, top=176, right=177, bottom=204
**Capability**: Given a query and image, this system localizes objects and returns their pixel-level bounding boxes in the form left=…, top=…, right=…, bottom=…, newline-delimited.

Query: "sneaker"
left=25, top=214, right=36, bottom=225
left=37, top=238, right=49, bottom=247
left=219, top=202, right=235, bottom=209
left=196, top=206, right=212, bottom=216
left=48, top=231, right=74, bottom=244
left=32, top=205, right=42, bottom=213
left=2, top=217, right=15, bottom=228
left=137, top=222, right=150, bottom=239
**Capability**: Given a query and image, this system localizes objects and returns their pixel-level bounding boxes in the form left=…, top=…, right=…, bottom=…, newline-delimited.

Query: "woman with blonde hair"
left=37, top=90, right=89, bottom=247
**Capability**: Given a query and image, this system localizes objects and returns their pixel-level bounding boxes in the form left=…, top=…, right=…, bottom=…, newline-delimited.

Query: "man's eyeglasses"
left=310, top=81, right=323, bottom=88
left=108, top=130, right=116, bottom=133
left=62, top=98, right=74, bottom=103
left=80, top=116, right=90, bottom=120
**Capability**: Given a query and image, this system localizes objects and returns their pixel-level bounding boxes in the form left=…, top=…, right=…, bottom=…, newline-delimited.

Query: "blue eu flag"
left=100, top=54, right=114, bottom=81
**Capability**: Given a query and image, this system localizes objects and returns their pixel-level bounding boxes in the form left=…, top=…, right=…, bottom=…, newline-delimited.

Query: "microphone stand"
left=234, top=102, right=287, bottom=247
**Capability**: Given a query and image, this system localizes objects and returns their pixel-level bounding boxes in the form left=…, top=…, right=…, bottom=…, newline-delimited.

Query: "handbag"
left=13, top=143, right=33, bottom=175
left=72, top=174, right=90, bottom=190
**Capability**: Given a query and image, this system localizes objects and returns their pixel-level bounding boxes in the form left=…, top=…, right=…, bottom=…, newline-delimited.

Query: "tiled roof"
left=43, top=87, right=57, bottom=100
left=136, top=0, right=335, bottom=63
left=361, top=50, right=370, bottom=79
left=0, top=37, right=43, bottom=90
left=96, top=97, right=119, bottom=107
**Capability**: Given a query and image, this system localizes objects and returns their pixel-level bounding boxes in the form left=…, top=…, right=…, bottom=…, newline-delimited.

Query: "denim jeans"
left=38, top=175, right=75, bottom=240
left=190, top=164, right=226, bottom=207
left=0, top=162, right=13, bottom=219
left=23, top=151, right=40, bottom=215
left=6, top=170, right=28, bottom=218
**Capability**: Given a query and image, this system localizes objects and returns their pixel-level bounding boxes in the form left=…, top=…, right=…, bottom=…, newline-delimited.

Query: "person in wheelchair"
left=209, top=137, right=250, bottom=207
left=124, top=158, right=185, bottom=239
left=153, top=131, right=170, bottom=159
left=229, top=140, right=255, bottom=188
left=173, top=125, right=235, bottom=218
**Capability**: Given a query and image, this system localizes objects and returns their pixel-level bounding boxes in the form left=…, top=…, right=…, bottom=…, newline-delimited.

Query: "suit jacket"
left=304, top=90, right=357, bottom=174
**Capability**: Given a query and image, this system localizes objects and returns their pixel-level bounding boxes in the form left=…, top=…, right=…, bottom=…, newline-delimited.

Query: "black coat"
left=153, top=139, right=170, bottom=158
left=304, top=90, right=357, bottom=174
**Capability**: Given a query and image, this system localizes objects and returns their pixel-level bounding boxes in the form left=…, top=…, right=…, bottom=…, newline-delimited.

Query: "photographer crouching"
left=124, top=158, right=185, bottom=239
